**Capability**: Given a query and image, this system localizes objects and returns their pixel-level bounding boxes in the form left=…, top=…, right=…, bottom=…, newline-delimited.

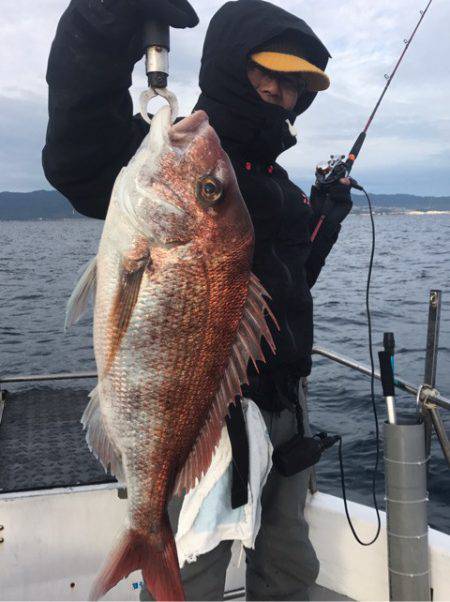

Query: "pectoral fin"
left=103, top=255, right=151, bottom=377
left=65, top=256, right=97, bottom=330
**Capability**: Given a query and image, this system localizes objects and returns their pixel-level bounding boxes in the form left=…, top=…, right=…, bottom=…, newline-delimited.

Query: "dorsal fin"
left=173, top=273, right=276, bottom=497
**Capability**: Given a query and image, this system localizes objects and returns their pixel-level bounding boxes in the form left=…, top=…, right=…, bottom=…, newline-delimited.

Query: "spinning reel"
left=315, top=154, right=362, bottom=191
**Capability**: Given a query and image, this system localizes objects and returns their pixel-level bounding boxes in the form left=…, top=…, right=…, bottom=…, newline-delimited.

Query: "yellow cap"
left=251, top=51, right=330, bottom=92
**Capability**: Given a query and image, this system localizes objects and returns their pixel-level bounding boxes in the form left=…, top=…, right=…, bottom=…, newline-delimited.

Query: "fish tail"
left=143, top=517, right=185, bottom=602
left=90, top=520, right=184, bottom=601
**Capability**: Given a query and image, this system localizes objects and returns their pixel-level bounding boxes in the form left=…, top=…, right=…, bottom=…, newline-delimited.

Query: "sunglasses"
left=248, top=62, right=308, bottom=94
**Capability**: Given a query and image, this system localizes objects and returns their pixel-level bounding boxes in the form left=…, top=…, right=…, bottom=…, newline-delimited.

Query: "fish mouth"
left=169, top=110, right=211, bottom=147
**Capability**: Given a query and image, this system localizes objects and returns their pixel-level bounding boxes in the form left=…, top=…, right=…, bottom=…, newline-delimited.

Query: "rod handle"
left=379, top=350, right=396, bottom=397
left=383, top=332, right=395, bottom=356
left=345, top=131, right=366, bottom=174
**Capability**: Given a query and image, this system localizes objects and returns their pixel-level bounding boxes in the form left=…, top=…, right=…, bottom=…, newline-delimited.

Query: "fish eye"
left=196, top=175, right=224, bottom=207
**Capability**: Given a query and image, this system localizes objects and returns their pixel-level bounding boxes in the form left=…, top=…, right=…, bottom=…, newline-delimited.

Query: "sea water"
left=1, top=213, right=449, bottom=532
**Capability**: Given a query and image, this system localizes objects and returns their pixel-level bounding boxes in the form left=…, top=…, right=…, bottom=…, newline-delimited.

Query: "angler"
left=43, top=0, right=352, bottom=599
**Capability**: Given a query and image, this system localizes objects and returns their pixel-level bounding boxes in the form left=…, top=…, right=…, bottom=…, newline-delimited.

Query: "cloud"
left=0, top=0, right=449, bottom=194
left=0, top=93, right=48, bottom=191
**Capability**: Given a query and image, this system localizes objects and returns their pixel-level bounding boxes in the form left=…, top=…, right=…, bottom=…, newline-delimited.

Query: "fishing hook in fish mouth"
left=139, top=86, right=179, bottom=125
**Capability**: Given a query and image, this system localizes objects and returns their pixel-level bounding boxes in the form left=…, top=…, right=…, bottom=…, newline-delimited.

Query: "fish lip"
left=169, top=110, right=210, bottom=147
left=172, top=110, right=209, bottom=133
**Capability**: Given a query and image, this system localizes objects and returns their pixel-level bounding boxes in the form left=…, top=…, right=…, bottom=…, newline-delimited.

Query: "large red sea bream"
left=66, top=105, right=275, bottom=601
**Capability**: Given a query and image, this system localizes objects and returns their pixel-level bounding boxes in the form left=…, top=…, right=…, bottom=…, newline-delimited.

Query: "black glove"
left=310, top=181, right=353, bottom=229
left=133, top=0, right=199, bottom=28
left=72, top=0, right=198, bottom=47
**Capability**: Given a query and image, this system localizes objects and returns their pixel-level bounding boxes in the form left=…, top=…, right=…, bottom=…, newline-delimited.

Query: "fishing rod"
left=311, top=0, right=434, bottom=242
left=321, top=0, right=435, bottom=548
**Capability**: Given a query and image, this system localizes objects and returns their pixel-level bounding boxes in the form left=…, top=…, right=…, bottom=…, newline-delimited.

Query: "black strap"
left=225, top=398, right=249, bottom=509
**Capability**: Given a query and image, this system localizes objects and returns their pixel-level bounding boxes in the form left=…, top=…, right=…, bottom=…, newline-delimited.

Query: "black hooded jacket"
left=43, top=0, right=346, bottom=411
left=195, top=1, right=330, bottom=162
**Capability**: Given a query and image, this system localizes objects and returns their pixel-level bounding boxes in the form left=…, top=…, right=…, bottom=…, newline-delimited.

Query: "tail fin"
left=90, top=519, right=184, bottom=601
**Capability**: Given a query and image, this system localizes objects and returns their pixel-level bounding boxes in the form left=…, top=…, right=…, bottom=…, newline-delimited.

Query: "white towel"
left=175, top=399, right=273, bottom=567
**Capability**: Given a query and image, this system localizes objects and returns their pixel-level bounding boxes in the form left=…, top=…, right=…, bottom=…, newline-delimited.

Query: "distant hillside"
left=0, top=190, right=84, bottom=220
left=352, top=192, right=450, bottom=211
left=1, top=189, right=450, bottom=220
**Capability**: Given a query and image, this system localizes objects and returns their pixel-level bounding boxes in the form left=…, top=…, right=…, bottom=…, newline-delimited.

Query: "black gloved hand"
left=72, top=0, right=198, bottom=48
left=134, top=0, right=199, bottom=28
left=310, top=180, right=353, bottom=228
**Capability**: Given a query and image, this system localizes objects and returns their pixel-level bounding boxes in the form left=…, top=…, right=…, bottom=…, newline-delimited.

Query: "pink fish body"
left=66, top=107, right=275, bottom=601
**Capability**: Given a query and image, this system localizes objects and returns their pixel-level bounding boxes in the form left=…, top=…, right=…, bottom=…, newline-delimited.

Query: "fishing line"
left=312, top=0, right=434, bottom=546
left=336, top=187, right=381, bottom=546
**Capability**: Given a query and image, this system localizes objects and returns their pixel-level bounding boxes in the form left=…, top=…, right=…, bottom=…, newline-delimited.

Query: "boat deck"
left=0, top=386, right=352, bottom=601
left=0, top=386, right=113, bottom=493
left=2, top=387, right=450, bottom=601
left=224, top=584, right=351, bottom=600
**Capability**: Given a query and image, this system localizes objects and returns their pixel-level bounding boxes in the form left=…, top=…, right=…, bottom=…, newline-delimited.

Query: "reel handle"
left=315, top=157, right=363, bottom=192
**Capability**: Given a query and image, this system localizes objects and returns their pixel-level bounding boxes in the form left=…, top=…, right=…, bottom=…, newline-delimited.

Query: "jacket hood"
left=194, top=0, right=331, bottom=162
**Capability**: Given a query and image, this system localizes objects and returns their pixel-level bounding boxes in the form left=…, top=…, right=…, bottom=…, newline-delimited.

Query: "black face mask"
left=194, top=0, right=330, bottom=162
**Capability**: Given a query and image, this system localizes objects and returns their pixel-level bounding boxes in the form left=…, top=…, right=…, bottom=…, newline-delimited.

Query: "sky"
left=1, top=0, right=449, bottom=196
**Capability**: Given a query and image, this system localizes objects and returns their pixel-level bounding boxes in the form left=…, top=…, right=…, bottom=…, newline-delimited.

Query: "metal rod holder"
left=424, top=290, right=441, bottom=387
left=384, top=419, right=431, bottom=601
left=417, top=289, right=450, bottom=467
left=425, top=401, right=450, bottom=467
left=422, top=290, right=441, bottom=454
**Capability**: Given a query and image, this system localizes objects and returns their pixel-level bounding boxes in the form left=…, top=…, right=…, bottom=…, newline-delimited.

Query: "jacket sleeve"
left=42, top=0, right=149, bottom=219
left=305, top=219, right=341, bottom=288
left=305, top=184, right=352, bottom=288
